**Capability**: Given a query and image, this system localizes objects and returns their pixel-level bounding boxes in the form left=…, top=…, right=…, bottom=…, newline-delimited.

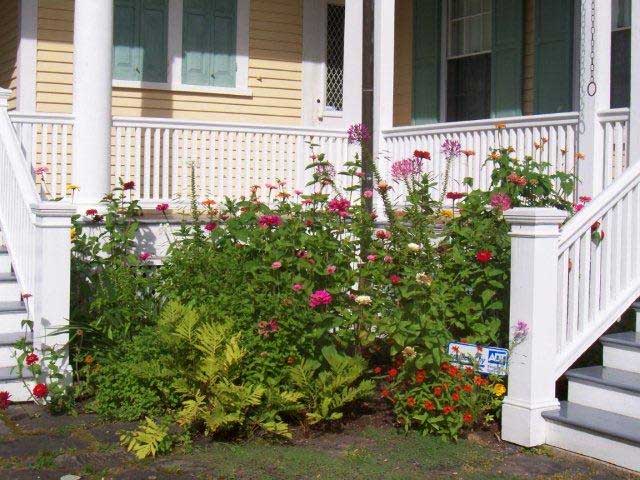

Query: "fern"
left=120, top=417, right=173, bottom=459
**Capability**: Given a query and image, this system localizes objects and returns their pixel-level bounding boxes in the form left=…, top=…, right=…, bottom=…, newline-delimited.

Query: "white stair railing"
left=0, top=89, right=75, bottom=350
left=501, top=158, right=640, bottom=447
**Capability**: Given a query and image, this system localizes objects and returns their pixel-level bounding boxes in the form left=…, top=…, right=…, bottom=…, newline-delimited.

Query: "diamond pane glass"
left=325, top=3, right=345, bottom=111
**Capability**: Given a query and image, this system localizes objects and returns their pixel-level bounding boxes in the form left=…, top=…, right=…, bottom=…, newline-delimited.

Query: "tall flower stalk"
left=439, top=139, right=461, bottom=205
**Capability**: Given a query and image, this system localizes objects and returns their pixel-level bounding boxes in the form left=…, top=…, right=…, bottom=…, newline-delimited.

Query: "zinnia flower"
left=309, top=290, right=332, bottom=308
left=25, top=353, right=39, bottom=366
left=433, top=386, right=443, bottom=397
left=493, top=384, right=507, bottom=397
left=366, top=254, right=377, bottom=262
left=442, top=405, right=455, bottom=415
left=415, top=370, right=426, bottom=384
left=326, top=265, right=337, bottom=274
left=387, top=368, right=398, bottom=378
left=347, top=123, right=371, bottom=144
left=579, top=196, right=592, bottom=203
left=413, top=150, right=431, bottom=159
left=407, top=243, right=422, bottom=252
left=446, top=192, right=465, bottom=201
left=292, top=283, right=303, bottom=293
left=463, top=412, right=474, bottom=423
left=271, top=261, right=282, bottom=270
left=490, top=193, right=512, bottom=212
left=383, top=255, right=393, bottom=263
left=85, top=209, right=98, bottom=216
left=258, top=215, right=282, bottom=228
left=363, top=189, right=374, bottom=199
left=139, top=252, right=151, bottom=261
left=0, top=391, right=10, bottom=410
left=389, top=274, right=401, bottom=285
left=327, top=197, right=351, bottom=217
left=415, top=272, right=432, bottom=285
left=204, top=222, right=217, bottom=232
left=375, top=229, right=391, bottom=240
left=402, top=346, right=415, bottom=357
left=354, top=295, right=372, bottom=306
left=475, top=250, right=493, bottom=263
left=32, top=383, right=48, bottom=399
left=257, top=319, right=279, bottom=337
left=406, top=396, right=416, bottom=408
left=34, top=166, right=49, bottom=175
left=156, top=203, right=169, bottom=212
left=423, top=400, right=435, bottom=411
left=122, top=181, right=135, bottom=190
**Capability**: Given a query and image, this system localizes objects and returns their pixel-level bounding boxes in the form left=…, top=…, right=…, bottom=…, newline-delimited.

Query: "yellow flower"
left=402, top=346, right=416, bottom=358
left=84, top=354, right=94, bottom=365
left=415, top=272, right=433, bottom=285
left=490, top=151, right=500, bottom=160
left=70, top=227, right=77, bottom=241
left=495, top=123, right=507, bottom=130
left=440, top=209, right=454, bottom=219
left=66, top=184, right=80, bottom=191
left=493, top=383, right=507, bottom=397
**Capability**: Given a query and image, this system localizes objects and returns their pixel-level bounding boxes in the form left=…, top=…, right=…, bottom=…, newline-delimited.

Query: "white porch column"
left=628, top=0, right=640, bottom=163
left=372, top=0, right=394, bottom=158
left=72, top=0, right=113, bottom=205
left=501, top=208, right=568, bottom=447
left=577, top=0, right=611, bottom=197
left=16, top=0, right=38, bottom=112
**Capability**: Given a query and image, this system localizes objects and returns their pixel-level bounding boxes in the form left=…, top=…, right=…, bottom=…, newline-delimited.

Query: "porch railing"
left=599, top=108, right=630, bottom=189
left=381, top=112, right=580, bottom=203
left=112, top=117, right=359, bottom=205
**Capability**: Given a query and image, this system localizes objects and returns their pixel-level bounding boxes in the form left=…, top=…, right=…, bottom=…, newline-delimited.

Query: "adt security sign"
left=447, top=342, right=509, bottom=376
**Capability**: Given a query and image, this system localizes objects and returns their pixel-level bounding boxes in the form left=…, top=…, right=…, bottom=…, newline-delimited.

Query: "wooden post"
left=501, top=207, right=568, bottom=447
left=362, top=0, right=374, bottom=205
left=628, top=0, right=640, bottom=163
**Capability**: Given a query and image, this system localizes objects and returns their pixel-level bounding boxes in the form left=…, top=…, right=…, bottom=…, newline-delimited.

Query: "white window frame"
left=112, top=0, right=252, bottom=97
left=446, top=0, right=491, bottom=60
left=322, top=0, right=345, bottom=117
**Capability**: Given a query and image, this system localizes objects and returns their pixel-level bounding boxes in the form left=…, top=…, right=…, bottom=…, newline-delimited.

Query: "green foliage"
left=289, top=346, right=374, bottom=425
left=120, top=417, right=173, bottom=459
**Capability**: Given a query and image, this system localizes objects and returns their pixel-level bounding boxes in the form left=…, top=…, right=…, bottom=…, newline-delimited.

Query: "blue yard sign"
left=447, top=342, right=509, bottom=376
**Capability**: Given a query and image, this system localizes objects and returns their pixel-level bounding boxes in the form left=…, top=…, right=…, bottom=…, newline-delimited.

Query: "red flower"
left=463, top=384, right=473, bottom=393
left=258, top=215, right=283, bottom=229
left=389, top=274, right=401, bottom=285
left=600, top=230, right=605, bottom=239
left=415, top=369, right=426, bottom=384
left=0, top=391, right=10, bottom=410
left=423, top=400, right=435, bottom=411
left=380, top=388, right=391, bottom=399
left=452, top=392, right=460, bottom=402
left=406, top=396, right=416, bottom=408
left=463, top=411, right=474, bottom=423
left=451, top=345, right=460, bottom=354
left=442, top=405, right=455, bottom=415
left=446, top=192, right=465, bottom=201
left=155, top=203, right=169, bottom=212
left=32, top=383, right=48, bottom=399
left=475, top=250, right=493, bottom=264
left=591, top=221, right=601, bottom=232
left=25, top=353, right=39, bottom=366
left=204, top=222, right=217, bottom=232
left=447, top=365, right=460, bottom=378
left=373, top=366, right=382, bottom=375
left=413, top=150, right=431, bottom=160
left=433, top=386, right=443, bottom=398
left=473, top=375, right=487, bottom=386
left=327, top=197, right=351, bottom=217
left=85, top=209, right=98, bottom=216
left=387, top=368, right=398, bottom=379
left=122, top=181, right=135, bottom=190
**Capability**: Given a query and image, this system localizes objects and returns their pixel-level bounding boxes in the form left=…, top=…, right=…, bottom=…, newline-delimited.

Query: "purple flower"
left=513, top=321, right=529, bottom=344
left=390, top=157, right=423, bottom=182
left=315, top=163, right=336, bottom=180
left=441, top=139, right=462, bottom=158
left=347, top=123, right=371, bottom=144
left=490, top=193, right=512, bottom=212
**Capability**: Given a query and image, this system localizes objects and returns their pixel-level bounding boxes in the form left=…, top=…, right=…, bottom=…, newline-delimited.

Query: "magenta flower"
left=326, top=265, right=337, bottom=274
left=139, top=252, right=151, bottom=262
left=579, top=196, right=592, bottom=203
left=309, top=290, right=333, bottom=308
left=315, top=163, right=336, bottom=181
left=490, top=193, right=512, bottom=212
left=204, top=222, right=218, bottom=231
left=156, top=203, right=169, bottom=212
left=292, top=283, right=303, bottom=293
left=573, top=203, right=585, bottom=213
left=327, top=197, right=351, bottom=217
left=258, top=214, right=283, bottom=229
left=363, top=189, right=374, bottom=199
left=294, top=189, right=303, bottom=195
left=441, top=139, right=462, bottom=158
left=366, top=254, right=377, bottom=262
left=347, top=123, right=371, bottom=144
left=390, top=157, right=423, bottom=181
left=271, top=261, right=282, bottom=270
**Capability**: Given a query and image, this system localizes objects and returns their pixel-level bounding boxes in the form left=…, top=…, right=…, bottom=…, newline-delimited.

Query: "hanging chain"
left=587, top=0, right=597, bottom=96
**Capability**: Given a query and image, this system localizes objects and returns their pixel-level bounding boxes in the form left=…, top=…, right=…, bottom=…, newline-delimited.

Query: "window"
left=611, top=0, right=631, bottom=108
left=113, top=0, right=168, bottom=82
left=182, top=0, right=237, bottom=87
left=446, top=0, right=492, bottom=121
left=325, top=3, right=345, bottom=112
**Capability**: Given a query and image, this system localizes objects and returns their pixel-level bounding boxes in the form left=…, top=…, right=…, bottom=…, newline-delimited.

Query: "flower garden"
left=1, top=125, right=580, bottom=460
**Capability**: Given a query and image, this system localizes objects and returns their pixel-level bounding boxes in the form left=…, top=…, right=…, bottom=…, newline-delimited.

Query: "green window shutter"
left=114, top=0, right=141, bottom=81
left=412, top=0, right=440, bottom=125
left=141, top=0, right=168, bottom=82
left=211, top=0, right=237, bottom=87
left=491, top=0, right=523, bottom=118
left=535, top=0, right=574, bottom=113
left=182, top=0, right=213, bottom=86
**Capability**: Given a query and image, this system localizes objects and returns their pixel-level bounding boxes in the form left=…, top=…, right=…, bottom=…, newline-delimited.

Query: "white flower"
left=415, top=272, right=433, bottom=285
left=407, top=243, right=422, bottom=252
left=402, top=346, right=416, bottom=358
left=354, top=295, right=372, bottom=306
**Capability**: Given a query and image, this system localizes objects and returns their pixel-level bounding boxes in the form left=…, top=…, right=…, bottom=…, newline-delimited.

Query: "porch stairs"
left=543, top=329, right=640, bottom=471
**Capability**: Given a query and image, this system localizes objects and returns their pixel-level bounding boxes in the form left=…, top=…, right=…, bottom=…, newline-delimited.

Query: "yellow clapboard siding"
left=39, top=7, right=74, bottom=21
left=37, top=61, right=73, bottom=74
left=38, top=29, right=74, bottom=43
left=112, top=93, right=300, bottom=110
left=38, top=18, right=73, bottom=32
left=37, top=50, right=73, bottom=63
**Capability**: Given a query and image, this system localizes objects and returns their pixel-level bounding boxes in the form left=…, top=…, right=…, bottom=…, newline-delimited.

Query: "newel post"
left=501, top=207, right=567, bottom=447
left=31, top=203, right=76, bottom=374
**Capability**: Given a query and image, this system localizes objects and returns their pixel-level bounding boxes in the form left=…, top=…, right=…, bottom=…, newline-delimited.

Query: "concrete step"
left=567, top=366, right=640, bottom=420
left=0, top=246, right=11, bottom=274
left=0, top=366, right=35, bottom=402
left=0, top=331, right=33, bottom=369
left=0, top=301, right=28, bottom=335
left=602, top=332, right=640, bottom=374
left=543, top=401, right=640, bottom=472
left=0, top=272, right=20, bottom=300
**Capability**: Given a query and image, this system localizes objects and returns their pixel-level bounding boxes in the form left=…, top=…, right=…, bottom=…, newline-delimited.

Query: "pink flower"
left=366, top=254, right=377, bottom=262
left=327, top=197, right=351, bottom=216
left=258, top=215, right=282, bottom=228
left=204, top=222, right=218, bottom=231
left=363, top=189, right=374, bottom=199
left=573, top=203, right=585, bottom=213
left=292, top=283, right=303, bottom=293
left=302, top=198, right=313, bottom=206
left=383, top=255, right=393, bottom=264
left=490, top=193, right=512, bottom=212
left=156, top=203, right=169, bottom=212
left=85, top=209, right=98, bottom=216
left=579, top=196, right=592, bottom=203
left=258, top=319, right=279, bottom=337
left=347, top=123, right=371, bottom=144
left=375, top=229, right=391, bottom=240
left=326, top=265, right=337, bottom=274
left=271, top=261, right=282, bottom=270
left=390, top=157, right=423, bottom=181
left=309, top=290, right=333, bottom=308
left=139, top=252, right=151, bottom=261
left=34, top=166, right=49, bottom=175
left=265, top=182, right=278, bottom=190
left=315, top=163, right=336, bottom=181
left=441, top=139, right=462, bottom=158
left=389, top=274, right=401, bottom=285
left=294, top=189, right=303, bottom=195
